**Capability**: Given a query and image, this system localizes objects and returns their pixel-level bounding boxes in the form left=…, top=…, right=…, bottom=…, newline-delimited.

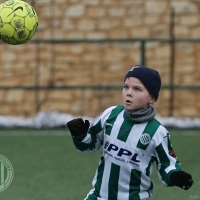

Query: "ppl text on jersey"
left=104, top=141, right=140, bottom=166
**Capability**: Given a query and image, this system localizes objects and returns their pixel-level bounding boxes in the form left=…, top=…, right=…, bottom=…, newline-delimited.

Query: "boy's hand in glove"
left=169, top=171, right=194, bottom=190
left=67, top=118, right=90, bottom=136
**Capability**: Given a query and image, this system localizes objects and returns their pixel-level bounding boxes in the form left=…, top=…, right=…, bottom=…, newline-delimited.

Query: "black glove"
left=169, top=171, right=194, bottom=190
left=66, top=118, right=90, bottom=136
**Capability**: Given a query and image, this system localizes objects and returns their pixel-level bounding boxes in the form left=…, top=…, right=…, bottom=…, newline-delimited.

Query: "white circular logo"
left=140, top=133, right=151, bottom=145
left=0, top=155, right=14, bottom=192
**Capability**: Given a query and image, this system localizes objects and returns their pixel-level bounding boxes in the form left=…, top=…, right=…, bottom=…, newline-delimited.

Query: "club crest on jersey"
left=169, top=150, right=177, bottom=158
left=139, top=133, right=151, bottom=145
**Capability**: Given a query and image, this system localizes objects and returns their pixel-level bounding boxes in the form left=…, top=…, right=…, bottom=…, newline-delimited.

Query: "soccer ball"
left=0, top=0, right=38, bottom=45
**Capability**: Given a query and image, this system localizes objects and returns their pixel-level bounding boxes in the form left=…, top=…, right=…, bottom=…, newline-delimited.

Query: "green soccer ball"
left=0, top=0, right=38, bottom=45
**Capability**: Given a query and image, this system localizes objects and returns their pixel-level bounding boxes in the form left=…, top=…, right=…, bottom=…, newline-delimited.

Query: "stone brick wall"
left=0, top=0, right=200, bottom=118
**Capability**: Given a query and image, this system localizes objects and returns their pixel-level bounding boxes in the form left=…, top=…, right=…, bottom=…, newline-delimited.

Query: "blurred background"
left=0, top=0, right=200, bottom=200
left=0, top=0, right=200, bottom=119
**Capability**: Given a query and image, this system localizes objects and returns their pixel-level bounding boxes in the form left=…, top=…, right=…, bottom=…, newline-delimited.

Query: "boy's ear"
left=149, top=96, right=156, bottom=104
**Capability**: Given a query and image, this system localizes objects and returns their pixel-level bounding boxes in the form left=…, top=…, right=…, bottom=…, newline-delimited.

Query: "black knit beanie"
left=124, top=65, right=161, bottom=101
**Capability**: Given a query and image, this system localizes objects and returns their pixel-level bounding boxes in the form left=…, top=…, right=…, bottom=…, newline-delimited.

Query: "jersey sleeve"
left=153, top=127, right=181, bottom=187
left=71, top=106, right=116, bottom=152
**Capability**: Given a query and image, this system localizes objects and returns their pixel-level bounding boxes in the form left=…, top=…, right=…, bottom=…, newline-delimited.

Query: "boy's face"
left=122, top=77, right=155, bottom=111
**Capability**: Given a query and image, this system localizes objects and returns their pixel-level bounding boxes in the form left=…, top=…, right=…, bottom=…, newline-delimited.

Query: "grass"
left=0, top=129, right=199, bottom=200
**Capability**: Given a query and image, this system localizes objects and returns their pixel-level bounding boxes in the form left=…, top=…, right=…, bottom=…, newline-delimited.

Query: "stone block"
left=181, top=15, right=199, bottom=25
left=155, top=45, right=171, bottom=57
left=146, top=1, right=167, bottom=14
left=124, top=16, right=143, bottom=27
left=86, top=32, right=107, bottom=39
left=86, top=8, right=106, bottom=17
left=108, top=8, right=126, bottom=17
left=56, top=0, right=67, bottom=3
left=102, top=0, right=121, bottom=6
left=144, top=15, right=159, bottom=25
left=128, top=6, right=144, bottom=15
left=66, top=4, right=85, bottom=18
left=5, top=90, right=23, bottom=103
left=1, top=52, right=16, bottom=63
left=191, top=27, right=200, bottom=38
left=171, top=1, right=198, bottom=14
left=151, top=25, right=169, bottom=37
left=108, top=30, right=129, bottom=39
left=130, top=27, right=150, bottom=37
left=41, top=4, right=52, bottom=18
left=65, top=32, right=85, bottom=39
left=98, top=20, right=120, bottom=30
left=176, top=43, right=194, bottom=54
left=78, top=19, right=96, bottom=31
left=0, top=91, right=6, bottom=102
left=84, top=0, right=100, bottom=5
left=63, top=19, right=75, bottom=30
left=174, top=26, right=189, bottom=37
left=70, top=45, right=84, bottom=54
left=37, top=0, right=51, bottom=5
left=69, top=0, right=80, bottom=3
left=122, top=0, right=143, bottom=6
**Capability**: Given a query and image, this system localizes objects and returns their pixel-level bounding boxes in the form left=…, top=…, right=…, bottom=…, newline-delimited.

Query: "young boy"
left=67, top=65, right=193, bottom=200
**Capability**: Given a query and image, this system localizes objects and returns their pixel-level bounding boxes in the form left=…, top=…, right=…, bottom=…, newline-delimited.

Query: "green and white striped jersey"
left=72, top=106, right=181, bottom=200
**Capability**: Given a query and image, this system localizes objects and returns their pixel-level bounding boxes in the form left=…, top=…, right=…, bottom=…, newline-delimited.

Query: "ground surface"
left=0, top=129, right=199, bottom=200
